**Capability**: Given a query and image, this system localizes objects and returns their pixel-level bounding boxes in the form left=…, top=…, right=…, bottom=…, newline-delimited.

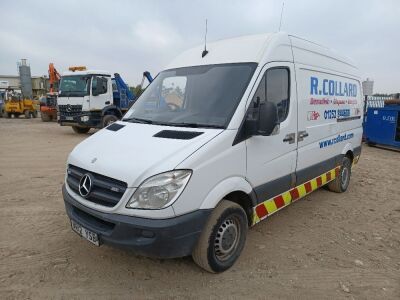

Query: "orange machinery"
left=40, top=63, right=60, bottom=121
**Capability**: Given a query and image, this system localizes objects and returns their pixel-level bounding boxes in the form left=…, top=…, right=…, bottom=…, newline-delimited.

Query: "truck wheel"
left=4, top=112, right=11, bottom=118
left=24, top=110, right=31, bottom=119
left=102, top=115, right=118, bottom=127
left=41, top=113, right=50, bottom=122
left=192, top=200, right=248, bottom=273
left=32, top=111, right=38, bottom=118
left=328, top=156, right=352, bottom=193
left=72, top=126, right=90, bottom=134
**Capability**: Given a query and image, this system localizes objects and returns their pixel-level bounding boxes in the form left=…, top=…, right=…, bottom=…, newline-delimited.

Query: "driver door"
left=246, top=62, right=298, bottom=208
left=90, top=76, right=111, bottom=110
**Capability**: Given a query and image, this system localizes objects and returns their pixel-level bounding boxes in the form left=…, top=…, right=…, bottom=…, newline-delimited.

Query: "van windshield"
left=59, top=75, right=90, bottom=97
left=123, top=63, right=257, bottom=129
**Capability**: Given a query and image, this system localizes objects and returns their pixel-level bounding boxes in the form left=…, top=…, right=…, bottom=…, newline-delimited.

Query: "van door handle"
left=298, top=131, right=309, bottom=141
left=283, top=133, right=295, bottom=144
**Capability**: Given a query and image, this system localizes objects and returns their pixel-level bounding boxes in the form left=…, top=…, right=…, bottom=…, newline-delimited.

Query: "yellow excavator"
left=2, top=89, right=39, bottom=119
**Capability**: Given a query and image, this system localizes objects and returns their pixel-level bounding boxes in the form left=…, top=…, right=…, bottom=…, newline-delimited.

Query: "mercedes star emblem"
left=66, top=104, right=72, bottom=112
left=79, top=174, right=92, bottom=197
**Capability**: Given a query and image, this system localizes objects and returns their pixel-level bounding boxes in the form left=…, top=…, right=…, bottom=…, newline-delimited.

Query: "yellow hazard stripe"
left=252, top=166, right=340, bottom=226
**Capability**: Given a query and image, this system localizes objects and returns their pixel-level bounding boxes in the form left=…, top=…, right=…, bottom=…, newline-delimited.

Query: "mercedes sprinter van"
left=63, top=32, right=363, bottom=273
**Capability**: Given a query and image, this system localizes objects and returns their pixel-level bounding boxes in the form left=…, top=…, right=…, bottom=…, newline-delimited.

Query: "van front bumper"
left=62, top=185, right=211, bottom=258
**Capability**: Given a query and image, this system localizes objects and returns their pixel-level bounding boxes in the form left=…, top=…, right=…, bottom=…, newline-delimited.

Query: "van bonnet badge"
left=79, top=174, right=92, bottom=197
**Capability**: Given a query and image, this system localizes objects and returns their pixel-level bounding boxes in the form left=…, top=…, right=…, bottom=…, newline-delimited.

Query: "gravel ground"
left=0, top=117, right=399, bottom=299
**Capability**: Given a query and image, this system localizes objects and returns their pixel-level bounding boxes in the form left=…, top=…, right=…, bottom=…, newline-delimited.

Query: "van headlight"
left=126, top=170, right=192, bottom=209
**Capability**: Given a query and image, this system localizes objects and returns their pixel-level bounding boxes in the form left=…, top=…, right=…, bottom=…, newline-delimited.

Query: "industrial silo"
left=18, top=59, right=33, bottom=99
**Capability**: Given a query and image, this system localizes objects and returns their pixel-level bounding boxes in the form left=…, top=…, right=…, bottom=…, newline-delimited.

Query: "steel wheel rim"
left=214, top=216, right=241, bottom=261
left=341, top=167, right=349, bottom=188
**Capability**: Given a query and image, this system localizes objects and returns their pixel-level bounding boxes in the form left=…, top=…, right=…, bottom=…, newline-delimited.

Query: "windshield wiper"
left=123, top=117, right=154, bottom=124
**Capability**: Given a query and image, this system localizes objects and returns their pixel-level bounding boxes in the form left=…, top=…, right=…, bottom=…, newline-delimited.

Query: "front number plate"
left=65, top=116, right=74, bottom=120
left=71, top=219, right=100, bottom=246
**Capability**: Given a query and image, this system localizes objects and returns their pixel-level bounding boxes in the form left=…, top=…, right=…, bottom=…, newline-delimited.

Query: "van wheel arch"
left=219, top=191, right=255, bottom=226
left=345, top=150, right=354, bottom=163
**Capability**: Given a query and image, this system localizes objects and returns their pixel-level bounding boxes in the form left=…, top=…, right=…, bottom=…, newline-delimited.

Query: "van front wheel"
left=192, top=200, right=248, bottom=273
left=328, top=156, right=352, bottom=193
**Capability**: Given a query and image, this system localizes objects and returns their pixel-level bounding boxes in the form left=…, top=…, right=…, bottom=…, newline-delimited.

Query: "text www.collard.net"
left=319, top=133, right=354, bottom=148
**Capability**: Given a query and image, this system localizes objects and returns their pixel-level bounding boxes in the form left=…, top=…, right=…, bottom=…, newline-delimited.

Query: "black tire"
left=24, top=110, right=31, bottom=119
left=328, top=156, right=352, bottom=193
left=102, top=115, right=119, bottom=128
left=32, top=111, right=38, bottom=118
left=72, top=126, right=90, bottom=134
left=4, top=112, right=11, bottom=118
left=192, top=200, right=248, bottom=273
left=41, top=113, right=51, bottom=122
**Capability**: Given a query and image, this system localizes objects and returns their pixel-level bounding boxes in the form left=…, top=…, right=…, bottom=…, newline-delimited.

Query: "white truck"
left=57, top=69, right=148, bottom=133
left=62, top=32, right=363, bottom=273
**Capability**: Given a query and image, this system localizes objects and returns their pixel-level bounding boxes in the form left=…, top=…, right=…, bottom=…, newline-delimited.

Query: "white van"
left=63, top=32, right=363, bottom=273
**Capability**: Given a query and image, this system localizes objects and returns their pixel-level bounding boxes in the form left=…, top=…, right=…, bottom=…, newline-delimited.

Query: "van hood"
left=68, top=122, right=223, bottom=187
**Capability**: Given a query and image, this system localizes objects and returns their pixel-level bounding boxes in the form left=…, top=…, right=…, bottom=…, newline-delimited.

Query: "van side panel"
left=294, top=65, right=363, bottom=184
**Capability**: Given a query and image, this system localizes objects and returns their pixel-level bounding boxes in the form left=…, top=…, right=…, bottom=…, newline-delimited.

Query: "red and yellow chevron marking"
left=252, top=166, right=340, bottom=225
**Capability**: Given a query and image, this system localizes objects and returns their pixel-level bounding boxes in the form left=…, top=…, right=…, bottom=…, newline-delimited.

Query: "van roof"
left=61, top=70, right=111, bottom=76
left=165, top=32, right=359, bottom=76
left=165, top=33, right=275, bottom=69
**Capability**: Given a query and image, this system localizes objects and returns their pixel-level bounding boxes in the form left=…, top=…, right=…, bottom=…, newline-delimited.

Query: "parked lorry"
left=57, top=67, right=152, bottom=133
left=62, top=32, right=363, bottom=272
left=0, top=90, right=4, bottom=117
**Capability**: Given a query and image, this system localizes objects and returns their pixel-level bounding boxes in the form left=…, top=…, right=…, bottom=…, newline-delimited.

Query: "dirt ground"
left=0, top=117, right=399, bottom=299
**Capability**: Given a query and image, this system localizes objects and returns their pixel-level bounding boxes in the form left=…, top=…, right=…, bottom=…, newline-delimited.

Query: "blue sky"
left=0, top=0, right=399, bottom=93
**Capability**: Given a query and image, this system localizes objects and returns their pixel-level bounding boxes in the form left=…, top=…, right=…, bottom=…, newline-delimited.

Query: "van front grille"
left=66, top=164, right=127, bottom=207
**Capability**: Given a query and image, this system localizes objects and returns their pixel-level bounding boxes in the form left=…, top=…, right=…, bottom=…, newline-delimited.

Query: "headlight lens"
left=126, top=170, right=192, bottom=209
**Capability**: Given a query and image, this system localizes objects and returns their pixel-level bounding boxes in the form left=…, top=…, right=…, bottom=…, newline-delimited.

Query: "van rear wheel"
left=192, top=200, right=248, bottom=273
left=328, top=156, right=352, bottom=193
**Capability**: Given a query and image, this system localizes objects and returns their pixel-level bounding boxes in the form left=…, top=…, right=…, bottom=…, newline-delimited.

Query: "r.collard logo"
left=307, top=111, right=320, bottom=121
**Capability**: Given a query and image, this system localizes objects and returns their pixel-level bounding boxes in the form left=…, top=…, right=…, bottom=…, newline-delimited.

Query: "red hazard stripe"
left=289, top=188, right=299, bottom=201
left=335, top=167, right=340, bottom=177
left=326, top=172, right=331, bottom=181
left=256, top=204, right=268, bottom=219
left=274, top=195, right=285, bottom=209
left=316, top=177, right=322, bottom=187
left=304, top=181, right=312, bottom=193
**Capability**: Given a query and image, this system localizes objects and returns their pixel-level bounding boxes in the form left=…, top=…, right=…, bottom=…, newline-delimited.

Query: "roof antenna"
left=278, top=2, right=285, bottom=31
left=202, top=19, right=209, bottom=58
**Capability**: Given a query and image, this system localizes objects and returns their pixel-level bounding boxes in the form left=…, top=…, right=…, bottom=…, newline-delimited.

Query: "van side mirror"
left=258, top=101, right=278, bottom=136
left=244, top=101, right=279, bottom=137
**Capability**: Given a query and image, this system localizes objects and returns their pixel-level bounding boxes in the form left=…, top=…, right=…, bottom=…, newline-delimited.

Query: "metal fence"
left=365, top=96, right=392, bottom=109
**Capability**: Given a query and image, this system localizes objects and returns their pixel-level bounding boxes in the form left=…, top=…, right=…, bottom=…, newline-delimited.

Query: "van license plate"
left=71, top=219, right=99, bottom=246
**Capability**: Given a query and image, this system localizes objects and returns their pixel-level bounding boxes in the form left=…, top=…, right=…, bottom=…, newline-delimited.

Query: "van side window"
left=247, top=74, right=266, bottom=120
left=266, top=68, right=290, bottom=122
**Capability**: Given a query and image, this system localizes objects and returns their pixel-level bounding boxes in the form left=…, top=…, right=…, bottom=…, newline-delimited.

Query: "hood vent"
left=153, top=130, right=204, bottom=140
left=106, top=123, right=125, bottom=132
